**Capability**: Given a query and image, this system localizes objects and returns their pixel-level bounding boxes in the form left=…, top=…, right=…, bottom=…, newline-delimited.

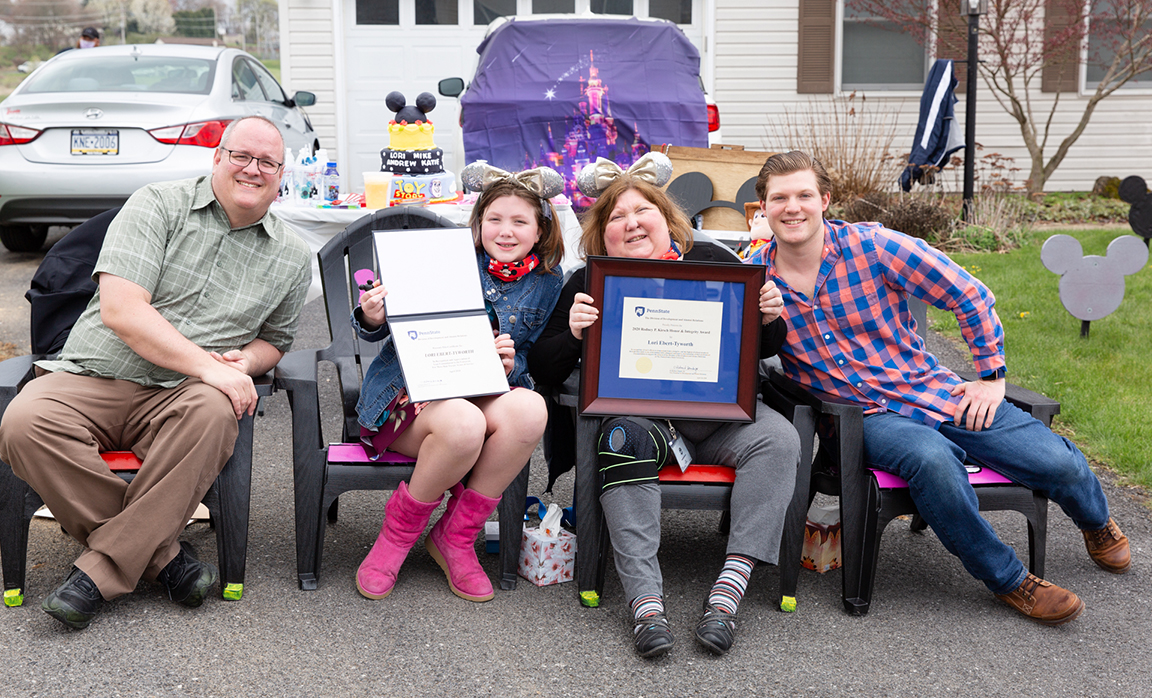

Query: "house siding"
left=712, top=0, right=1152, bottom=191
left=279, top=0, right=1152, bottom=191
left=279, top=0, right=339, bottom=150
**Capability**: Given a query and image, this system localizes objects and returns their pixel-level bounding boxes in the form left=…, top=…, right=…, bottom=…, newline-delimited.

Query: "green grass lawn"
left=929, top=227, right=1152, bottom=488
left=0, top=69, right=29, bottom=100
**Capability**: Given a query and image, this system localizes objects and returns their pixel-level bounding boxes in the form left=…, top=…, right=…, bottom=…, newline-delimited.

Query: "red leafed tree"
left=848, top=0, right=1152, bottom=193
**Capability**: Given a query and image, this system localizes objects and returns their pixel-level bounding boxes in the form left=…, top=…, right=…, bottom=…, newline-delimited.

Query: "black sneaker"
left=694, top=603, right=737, bottom=655
left=42, top=567, right=103, bottom=630
left=633, top=612, right=674, bottom=658
left=157, top=541, right=218, bottom=608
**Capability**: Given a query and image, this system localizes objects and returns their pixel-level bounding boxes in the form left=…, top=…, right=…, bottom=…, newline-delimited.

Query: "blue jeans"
left=862, top=400, right=1110, bottom=595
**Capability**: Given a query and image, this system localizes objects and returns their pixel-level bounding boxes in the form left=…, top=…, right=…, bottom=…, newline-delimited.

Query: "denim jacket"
left=354, top=251, right=563, bottom=430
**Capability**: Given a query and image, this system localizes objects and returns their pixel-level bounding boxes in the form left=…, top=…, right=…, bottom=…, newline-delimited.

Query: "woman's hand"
left=359, top=281, right=388, bottom=328
left=494, top=333, right=515, bottom=375
left=569, top=292, right=600, bottom=340
left=759, top=279, right=784, bottom=324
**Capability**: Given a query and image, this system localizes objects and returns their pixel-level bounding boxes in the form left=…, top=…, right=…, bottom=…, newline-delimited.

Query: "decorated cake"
left=379, top=91, right=456, bottom=205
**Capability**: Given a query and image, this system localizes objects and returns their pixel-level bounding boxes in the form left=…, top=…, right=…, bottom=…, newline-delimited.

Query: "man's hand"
left=759, top=279, right=784, bottom=324
left=199, top=359, right=259, bottom=419
left=494, top=333, right=515, bottom=375
left=569, top=292, right=599, bottom=340
left=359, top=281, right=388, bottom=329
left=209, top=349, right=251, bottom=375
left=950, top=378, right=1006, bottom=431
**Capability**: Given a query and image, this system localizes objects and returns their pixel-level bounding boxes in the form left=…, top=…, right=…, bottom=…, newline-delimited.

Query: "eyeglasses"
left=220, top=148, right=282, bottom=175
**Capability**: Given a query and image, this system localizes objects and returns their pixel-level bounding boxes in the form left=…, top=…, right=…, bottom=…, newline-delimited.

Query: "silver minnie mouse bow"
left=460, top=161, right=565, bottom=200
left=575, top=152, right=674, bottom=198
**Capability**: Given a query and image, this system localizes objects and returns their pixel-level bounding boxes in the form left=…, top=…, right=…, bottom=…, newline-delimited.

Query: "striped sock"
left=707, top=554, right=755, bottom=615
left=631, top=594, right=665, bottom=627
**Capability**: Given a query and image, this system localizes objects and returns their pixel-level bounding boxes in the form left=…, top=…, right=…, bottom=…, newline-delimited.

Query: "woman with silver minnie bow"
left=528, top=153, right=801, bottom=658
left=353, top=165, right=565, bottom=603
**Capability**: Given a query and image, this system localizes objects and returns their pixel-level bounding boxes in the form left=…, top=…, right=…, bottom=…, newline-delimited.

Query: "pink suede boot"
left=426, top=484, right=500, bottom=602
left=356, top=481, right=441, bottom=600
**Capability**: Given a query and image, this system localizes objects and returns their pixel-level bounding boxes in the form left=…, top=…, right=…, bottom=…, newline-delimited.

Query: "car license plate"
left=71, top=129, right=118, bottom=155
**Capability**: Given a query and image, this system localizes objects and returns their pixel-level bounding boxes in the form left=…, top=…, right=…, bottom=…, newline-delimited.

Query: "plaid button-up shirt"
left=747, top=220, right=1005, bottom=427
left=39, top=176, right=311, bottom=388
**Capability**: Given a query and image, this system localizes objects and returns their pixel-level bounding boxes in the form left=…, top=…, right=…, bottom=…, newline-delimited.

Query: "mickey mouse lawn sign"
left=1041, top=234, right=1148, bottom=338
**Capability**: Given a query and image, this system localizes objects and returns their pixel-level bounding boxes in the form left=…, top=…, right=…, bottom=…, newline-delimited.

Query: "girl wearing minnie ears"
left=528, top=153, right=800, bottom=658
left=352, top=164, right=565, bottom=602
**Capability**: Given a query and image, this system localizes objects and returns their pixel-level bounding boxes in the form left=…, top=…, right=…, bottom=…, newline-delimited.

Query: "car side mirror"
left=291, top=91, right=316, bottom=107
left=438, top=78, right=465, bottom=98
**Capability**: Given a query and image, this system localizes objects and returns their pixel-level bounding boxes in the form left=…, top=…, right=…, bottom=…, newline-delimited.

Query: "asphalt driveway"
left=0, top=235, right=1148, bottom=697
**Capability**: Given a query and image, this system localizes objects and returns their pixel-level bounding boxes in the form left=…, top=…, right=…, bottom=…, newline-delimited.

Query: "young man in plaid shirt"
left=747, top=150, right=1129, bottom=625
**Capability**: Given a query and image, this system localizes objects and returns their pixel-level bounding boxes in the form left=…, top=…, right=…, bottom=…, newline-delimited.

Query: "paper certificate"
left=618, top=296, right=723, bottom=382
left=374, top=227, right=509, bottom=403
left=390, top=314, right=510, bottom=403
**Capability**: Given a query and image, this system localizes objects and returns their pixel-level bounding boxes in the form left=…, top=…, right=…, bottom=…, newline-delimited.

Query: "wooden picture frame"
left=579, top=256, right=764, bottom=422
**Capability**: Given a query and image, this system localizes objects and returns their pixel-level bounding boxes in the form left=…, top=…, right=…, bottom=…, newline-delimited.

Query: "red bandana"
left=488, top=253, right=539, bottom=281
left=660, top=240, right=683, bottom=261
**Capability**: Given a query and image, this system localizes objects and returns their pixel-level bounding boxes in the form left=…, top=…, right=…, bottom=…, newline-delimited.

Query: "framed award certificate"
left=579, top=256, right=765, bottom=422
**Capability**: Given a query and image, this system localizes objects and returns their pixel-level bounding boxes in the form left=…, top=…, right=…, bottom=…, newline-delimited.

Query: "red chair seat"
left=657, top=464, right=735, bottom=485
left=101, top=451, right=142, bottom=472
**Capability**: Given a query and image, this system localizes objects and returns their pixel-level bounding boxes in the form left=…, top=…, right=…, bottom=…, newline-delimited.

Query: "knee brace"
left=597, top=417, right=672, bottom=492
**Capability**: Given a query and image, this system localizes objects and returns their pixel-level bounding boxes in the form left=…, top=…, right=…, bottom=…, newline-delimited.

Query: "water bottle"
left=323, top=161, right=340, bottom=202
left=294, top=152, right=311, bottom=205
left=278, top=147, right=294, bottom=205
left=308, top=157, right=323, bottom=202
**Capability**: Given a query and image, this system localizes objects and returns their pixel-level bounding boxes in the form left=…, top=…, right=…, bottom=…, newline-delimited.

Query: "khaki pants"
left=0, top=371, right=237, bottom=599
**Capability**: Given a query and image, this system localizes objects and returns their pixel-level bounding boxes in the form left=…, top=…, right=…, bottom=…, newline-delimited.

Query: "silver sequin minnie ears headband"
left=461, top=162, right=565, bottom=200
left=460, top=161, right=566, bottom=220
left=575, top=152, right=674, bottom=199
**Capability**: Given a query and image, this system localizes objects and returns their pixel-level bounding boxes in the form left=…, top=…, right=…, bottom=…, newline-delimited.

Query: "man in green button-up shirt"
left=0, top=116, right=312, bottom=629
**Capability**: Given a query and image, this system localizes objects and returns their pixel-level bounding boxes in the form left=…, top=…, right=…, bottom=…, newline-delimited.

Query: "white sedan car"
left=0, top=44, right=318, bottom=251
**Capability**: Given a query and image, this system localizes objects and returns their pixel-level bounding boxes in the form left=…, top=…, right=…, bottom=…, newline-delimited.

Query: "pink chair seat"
left=869, top=466, right=1014, bottom=489
left=326, top=443, right=414, bottom=464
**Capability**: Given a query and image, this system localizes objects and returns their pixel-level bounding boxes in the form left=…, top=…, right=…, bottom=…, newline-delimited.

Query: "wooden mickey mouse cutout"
left=1119, top=175, right=1152, bottom=246
left=1041, top=233, right=1148, bottom=337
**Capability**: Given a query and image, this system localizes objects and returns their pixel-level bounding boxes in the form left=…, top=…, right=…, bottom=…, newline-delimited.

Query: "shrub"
left=841, top=192, right=956, bottom=241
left=764, top=93, right=904, bottom=205
left=934, top=194, right=1036, bottom=253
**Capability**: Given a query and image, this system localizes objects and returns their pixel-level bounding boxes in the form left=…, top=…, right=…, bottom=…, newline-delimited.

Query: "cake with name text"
left=379, top=91, right=456, bottom=205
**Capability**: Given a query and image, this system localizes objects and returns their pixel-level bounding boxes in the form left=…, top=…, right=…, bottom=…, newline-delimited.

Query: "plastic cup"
left=363, top=172, right=393, bottom=209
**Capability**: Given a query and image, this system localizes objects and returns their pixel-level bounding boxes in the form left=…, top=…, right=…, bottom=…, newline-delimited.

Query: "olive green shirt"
left=37, top=176, right=312, bottom=388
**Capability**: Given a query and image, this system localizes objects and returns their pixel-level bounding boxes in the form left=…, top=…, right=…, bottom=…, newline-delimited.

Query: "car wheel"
left=0, top=224, right=49, bottom=253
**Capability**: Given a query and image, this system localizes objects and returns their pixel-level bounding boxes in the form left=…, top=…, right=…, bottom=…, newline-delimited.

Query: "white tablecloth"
left=271, top=202, right=585, bottom=303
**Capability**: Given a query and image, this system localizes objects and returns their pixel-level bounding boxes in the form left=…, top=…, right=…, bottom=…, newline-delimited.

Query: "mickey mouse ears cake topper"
left=386, top=91, right=436, bottom=124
